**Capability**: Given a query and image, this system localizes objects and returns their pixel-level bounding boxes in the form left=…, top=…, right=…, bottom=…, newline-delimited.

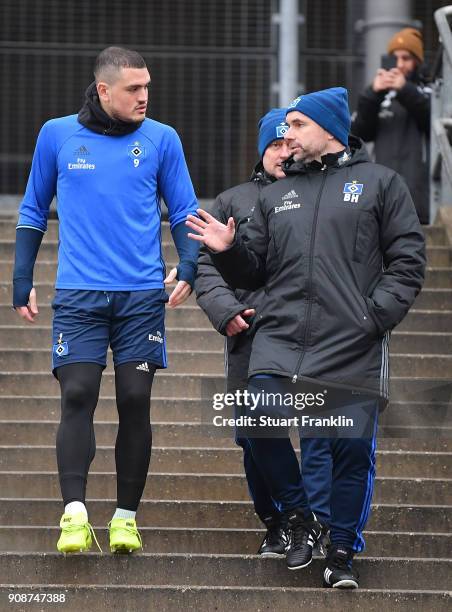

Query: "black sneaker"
left=313, top=522, right=330, bottom=558
left=257, top=517, right=289, bottom=558
left=323, top=545, right=359, bottom=589
left=286, top=509, right=322, bottom=570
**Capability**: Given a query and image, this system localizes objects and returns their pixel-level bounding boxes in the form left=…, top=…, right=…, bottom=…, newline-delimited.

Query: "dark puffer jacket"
left=351, top=73, right=431, bottom=224
left=195, top=163, right=274, bottom=390
left=211, top=137, right=426, bottom=399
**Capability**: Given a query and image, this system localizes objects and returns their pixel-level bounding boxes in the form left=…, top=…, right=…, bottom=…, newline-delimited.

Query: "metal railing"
left=430, top=5, right=452, bottom=220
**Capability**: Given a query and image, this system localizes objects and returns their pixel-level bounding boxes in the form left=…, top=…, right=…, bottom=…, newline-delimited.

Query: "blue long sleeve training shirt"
left=17, top=115, right=198, bottom=290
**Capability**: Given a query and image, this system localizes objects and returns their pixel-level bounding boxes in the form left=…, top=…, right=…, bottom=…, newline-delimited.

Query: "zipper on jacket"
left=292, top=168, right=328, bottom=383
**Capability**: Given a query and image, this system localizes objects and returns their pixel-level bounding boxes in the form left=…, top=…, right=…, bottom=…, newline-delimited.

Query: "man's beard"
left=294, top=144, right=323, bottom=163
left=294, top=149, right=314, bottom=163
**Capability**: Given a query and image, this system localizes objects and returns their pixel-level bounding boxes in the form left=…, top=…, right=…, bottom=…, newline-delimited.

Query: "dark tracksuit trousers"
left=298, top=434, right=377, bottom=551
left=238, top=372, right=378, bottom=552
left=230, top=337, right=286, bottom=522
left=232, top=342, right=326, bottom=525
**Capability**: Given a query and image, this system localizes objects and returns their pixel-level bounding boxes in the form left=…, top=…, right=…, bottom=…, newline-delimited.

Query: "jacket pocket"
left=362, top=296, right=382, bottom=338
left=244, top=310, right=260, bottom=337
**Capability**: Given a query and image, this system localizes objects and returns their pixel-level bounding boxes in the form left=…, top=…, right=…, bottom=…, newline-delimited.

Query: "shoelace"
left=317, top=530, right=330, bottom=556
left=291, top=522, right=318, bottom=550
left=89, top=523, right=103, bottom=552
left=63, top=521, right=102, bottom=552
left=108, top=521, right=143, bottom=548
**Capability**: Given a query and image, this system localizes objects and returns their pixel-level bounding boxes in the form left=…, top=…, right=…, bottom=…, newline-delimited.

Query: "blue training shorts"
left=51, top=289, right=168, bottom=374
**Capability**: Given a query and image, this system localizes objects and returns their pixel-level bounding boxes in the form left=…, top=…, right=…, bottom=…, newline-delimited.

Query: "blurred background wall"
left=0, top=0, right=447, bottom=200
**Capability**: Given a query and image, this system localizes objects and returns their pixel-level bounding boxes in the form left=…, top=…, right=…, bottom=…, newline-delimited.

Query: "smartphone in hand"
left=381, top=54, right=397, bottom=70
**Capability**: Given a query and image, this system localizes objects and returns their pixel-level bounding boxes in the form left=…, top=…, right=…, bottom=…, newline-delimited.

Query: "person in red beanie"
left=352, top=28, right=431, bottom=224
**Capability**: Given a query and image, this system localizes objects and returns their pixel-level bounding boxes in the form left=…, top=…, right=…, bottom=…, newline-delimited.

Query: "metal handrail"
left=434, top=6, right=452, bottom=67
left=433, top=119, right=452, bottom=187
left=431, top=6, right=452, bottom=216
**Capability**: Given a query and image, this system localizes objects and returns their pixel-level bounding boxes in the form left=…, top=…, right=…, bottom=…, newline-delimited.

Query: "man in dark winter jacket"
left=196, top=108, right=293, bottom=558
left=352, top=28, right=431, bottom=224
left=187, top=87, right=425, bottom=588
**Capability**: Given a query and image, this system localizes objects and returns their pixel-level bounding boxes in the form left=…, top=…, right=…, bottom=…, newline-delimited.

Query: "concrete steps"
left=0, top=552, right=451, bottom=590
left=5, top=261, right=452, bottom=287
left=0, top=304, right=210, bottom=327
left=1, top=417, right=452, bottom=449
left=1, top=218, right=451, bottom=608
left=0, top=372, right=451, bottom=405
left=0, top=526, right=450, bottom=558
left=0, top=472, right=450, bottom=504
left=0, top=585, right=450, bottom=612
left=2, top=239, right=452, bottom=266
left=0, top=396, right=450, bottom=428
left=3, top=219, right=447, bottom=245
left=0, top=499, right=450, bottom=532
left=3, top=325, right=452, bottom=356
left=0, top=347, right=451, bottom=377
left=3, top=280, right=452, bottom=310
left=2, top=305, right=452, bottom=337
left=0, top=448, right=452, bottom=476
left=2, top=303, right=452, bottom=331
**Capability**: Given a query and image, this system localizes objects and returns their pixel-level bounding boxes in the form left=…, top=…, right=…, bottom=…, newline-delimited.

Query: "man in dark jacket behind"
left=196, top=108, right=293, bottom=557
left=352, top=28, right=431, bottom=224
left=187, top=87, right=426, bottom=588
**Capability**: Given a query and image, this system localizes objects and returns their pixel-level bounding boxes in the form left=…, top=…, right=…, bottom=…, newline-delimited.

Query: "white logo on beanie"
left=288, top=95, right=302, bottom=108
left=276, top=123, right=288, bottom=137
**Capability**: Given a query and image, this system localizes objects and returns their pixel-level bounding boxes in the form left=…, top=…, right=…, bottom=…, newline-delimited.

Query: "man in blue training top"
left=12, top=46, right=199, bottom=554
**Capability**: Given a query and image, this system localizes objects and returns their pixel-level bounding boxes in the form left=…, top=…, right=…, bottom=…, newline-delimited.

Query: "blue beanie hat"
left=286, top=87, right=351, bottom=146
left=258, top=108, right=288, bottom=157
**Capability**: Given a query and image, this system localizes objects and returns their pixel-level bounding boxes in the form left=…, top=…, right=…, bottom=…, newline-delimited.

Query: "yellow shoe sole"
left=110, top=541, right=141, bottom=554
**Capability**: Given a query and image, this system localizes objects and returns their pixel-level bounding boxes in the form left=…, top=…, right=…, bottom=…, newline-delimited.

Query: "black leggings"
left=56, top=362, right=156, bottom=510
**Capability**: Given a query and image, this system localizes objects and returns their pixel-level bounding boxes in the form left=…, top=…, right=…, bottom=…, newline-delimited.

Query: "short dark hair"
left=94, top=46, right=146, bottom=82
